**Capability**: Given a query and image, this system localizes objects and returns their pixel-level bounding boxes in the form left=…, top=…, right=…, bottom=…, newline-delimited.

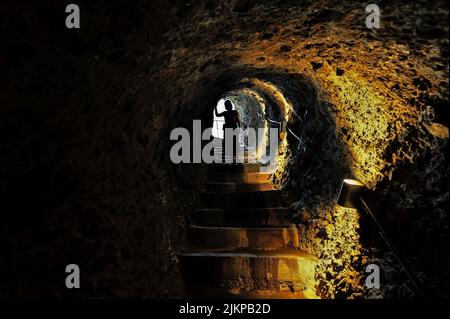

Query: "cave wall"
left=0, top=0, right=448, bottom=298
left=0, top=0, right=200, bottom=298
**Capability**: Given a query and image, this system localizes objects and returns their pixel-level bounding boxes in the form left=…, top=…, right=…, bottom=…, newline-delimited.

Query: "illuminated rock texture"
left=0, top=0, right=447, bottom=298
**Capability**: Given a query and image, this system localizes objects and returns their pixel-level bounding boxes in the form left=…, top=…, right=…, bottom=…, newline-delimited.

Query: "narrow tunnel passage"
left=178, top=72, right=345, bottom=299
left=1, top=0, right=447, bottom=301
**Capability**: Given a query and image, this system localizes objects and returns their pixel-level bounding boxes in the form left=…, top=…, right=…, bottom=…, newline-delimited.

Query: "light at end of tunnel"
left=337, top=179, right=365, bottom=209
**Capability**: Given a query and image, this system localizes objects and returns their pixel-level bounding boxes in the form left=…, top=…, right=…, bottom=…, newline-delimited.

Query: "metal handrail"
left=257, top=112, right=282, bottom=128
left=359, top=196, right=426, bottom=299
left=256, top=105, right=309, bottom=150
left=287, top=127, right=301, bottom=142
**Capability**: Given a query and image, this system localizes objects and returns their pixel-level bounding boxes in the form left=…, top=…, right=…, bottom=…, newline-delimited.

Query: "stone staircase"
left=179, top=163, right=319, bottom=299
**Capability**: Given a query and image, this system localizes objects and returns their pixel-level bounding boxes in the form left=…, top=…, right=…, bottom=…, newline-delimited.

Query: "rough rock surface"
left=0, top=0, right=447, bottom=298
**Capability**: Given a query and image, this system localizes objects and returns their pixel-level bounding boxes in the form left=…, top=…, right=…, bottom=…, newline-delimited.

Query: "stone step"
left=179, top=250, right=318, bottom=299
left=201, top=190, right=281, bottom=209
left=208, top=172, right=271, bottom=183
left=187, top=225, right=299, bottom=250
left=184, top=285, right=315, bottom=299
left=208, top=163, right=262, bottom=173
left=206, top=181, right=276, bottom=192
left=191, top=207, right=291, bottom=227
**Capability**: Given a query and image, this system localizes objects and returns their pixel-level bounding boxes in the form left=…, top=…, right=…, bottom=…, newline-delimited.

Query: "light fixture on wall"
left=337, top=179, right=364, bottom=208
left=337, top=178, right=426, bottom=299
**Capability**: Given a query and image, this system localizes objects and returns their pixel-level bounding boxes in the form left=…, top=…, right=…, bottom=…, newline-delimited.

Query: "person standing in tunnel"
left=215, top=100, right=241, bottom=163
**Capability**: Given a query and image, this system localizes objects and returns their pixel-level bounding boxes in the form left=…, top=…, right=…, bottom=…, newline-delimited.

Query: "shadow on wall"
left=182, top=67, right=447, bottom=299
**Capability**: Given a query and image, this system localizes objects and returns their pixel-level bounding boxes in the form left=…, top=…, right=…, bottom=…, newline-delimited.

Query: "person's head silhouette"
left=224, top=100, right=233, bottom=111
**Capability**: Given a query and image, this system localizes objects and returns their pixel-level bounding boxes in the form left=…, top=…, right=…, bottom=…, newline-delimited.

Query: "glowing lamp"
left=337, top=178, right=365, bottom=209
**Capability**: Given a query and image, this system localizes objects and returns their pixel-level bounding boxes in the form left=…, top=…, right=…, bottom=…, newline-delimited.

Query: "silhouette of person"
left=215, top=100, right=241, bottom=163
